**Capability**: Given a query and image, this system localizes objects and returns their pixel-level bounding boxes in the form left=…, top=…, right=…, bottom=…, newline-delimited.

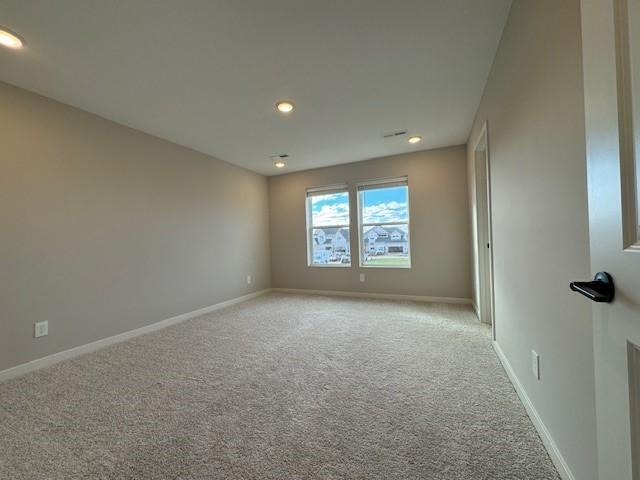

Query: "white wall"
left=0, top=82, right=271, bottom=372
left=467, top=1, right=598, bottom=479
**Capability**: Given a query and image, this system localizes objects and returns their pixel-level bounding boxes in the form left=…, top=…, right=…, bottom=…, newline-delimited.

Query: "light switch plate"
left=34, top=321, right=48, bottom=338
left=531, top=350, right=540, bottom=380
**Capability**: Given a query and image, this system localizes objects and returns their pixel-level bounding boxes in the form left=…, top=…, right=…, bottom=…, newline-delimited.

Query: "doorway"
left=473, top=122, right=495, bottom=339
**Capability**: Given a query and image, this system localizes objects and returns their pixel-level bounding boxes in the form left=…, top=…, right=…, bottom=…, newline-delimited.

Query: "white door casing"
left=474, top=122, right=495, bottom=337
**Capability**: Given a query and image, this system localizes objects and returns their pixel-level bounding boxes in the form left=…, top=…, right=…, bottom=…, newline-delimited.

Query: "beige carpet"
left=0, top=293, right=559, bottom=479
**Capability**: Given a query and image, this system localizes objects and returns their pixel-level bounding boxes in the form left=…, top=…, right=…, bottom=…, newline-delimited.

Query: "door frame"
left=473, top=121, right=496, bottom=340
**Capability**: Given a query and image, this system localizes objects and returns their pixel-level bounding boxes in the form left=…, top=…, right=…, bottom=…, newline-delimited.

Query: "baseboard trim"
left=273, top=287, right=472, bottom=305
left=0, top=289, right=271, bottom=383
left=472, top=301, right=480, bottom=319
left=492, top=341, right=575, bottom=480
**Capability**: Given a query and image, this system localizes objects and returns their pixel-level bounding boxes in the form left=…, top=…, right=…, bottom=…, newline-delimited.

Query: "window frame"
left=356, top=177, right=412, bottom=269
left=305, top=184, right=351, bottom=268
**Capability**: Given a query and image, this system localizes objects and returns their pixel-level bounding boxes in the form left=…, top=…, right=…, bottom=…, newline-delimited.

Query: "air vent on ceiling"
left=382, top=130, right=408, bottom=138
left=269, top=154, right=289, bottom=160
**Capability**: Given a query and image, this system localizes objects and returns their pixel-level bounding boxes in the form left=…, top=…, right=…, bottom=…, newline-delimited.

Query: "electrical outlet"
left=246, top=275, right=252, bottom=285
left=531, top=350, right=540, bottom=380
left=359, top=273, right=365, bottom=282
left=34, top=321, right=48, bottom=338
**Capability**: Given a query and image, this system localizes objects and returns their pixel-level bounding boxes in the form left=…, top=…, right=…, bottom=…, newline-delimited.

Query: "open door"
left=581, top=1, right=640, bottom=478
left=474, top=122, right=495, bottom=337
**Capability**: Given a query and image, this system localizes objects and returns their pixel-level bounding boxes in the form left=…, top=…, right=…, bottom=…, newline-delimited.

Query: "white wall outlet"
left=34, top=321, right=48, bottom=338
left=246, top=275, right=252, bottom=285
left=531, top=350, right=540, bottom=380
left=359, top=273, right=365, bottom=282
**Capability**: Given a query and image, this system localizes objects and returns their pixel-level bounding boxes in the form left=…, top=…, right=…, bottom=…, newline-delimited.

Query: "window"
left=306, top=186, right=351, bottom=266
left=358, top=178, right=410, bottom=268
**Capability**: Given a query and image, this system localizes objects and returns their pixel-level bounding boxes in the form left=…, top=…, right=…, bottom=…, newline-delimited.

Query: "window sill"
left=308, top=264, right=352, bottom=268
left=359, top=264, right=412, bottom=269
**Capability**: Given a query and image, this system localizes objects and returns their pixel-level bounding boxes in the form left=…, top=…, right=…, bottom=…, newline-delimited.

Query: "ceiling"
left=0, top=0, right=511, bottom=175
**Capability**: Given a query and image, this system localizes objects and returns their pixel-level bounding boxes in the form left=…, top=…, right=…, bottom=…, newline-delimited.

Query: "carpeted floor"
left=0, top=293, right=559, bottom=479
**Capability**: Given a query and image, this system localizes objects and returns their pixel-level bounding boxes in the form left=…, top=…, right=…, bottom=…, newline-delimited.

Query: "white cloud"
left=363, top=201, right=408, bottom=224
left=312, top=202, right=349, bottom=226
left=310, top=196, right=408, bottom=226
left=312, top=192, right=345, bottom=203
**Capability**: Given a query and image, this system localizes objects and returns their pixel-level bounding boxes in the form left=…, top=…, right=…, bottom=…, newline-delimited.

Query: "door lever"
left=569, top=272, right=615, bottom=303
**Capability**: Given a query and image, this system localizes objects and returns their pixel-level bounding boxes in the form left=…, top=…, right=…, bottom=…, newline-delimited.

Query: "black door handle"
left=569, top=272, right=615, bottom=303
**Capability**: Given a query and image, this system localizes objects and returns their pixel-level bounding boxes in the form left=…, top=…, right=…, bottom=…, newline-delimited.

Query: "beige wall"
left=269, top=146, right=471, bottom=299
left=0, top=82, right=271, bottom=372
left=467, top=1, right=597, bottom=478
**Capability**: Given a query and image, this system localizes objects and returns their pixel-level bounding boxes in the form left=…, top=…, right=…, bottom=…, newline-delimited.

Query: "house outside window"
left=306, top=185, right=351, bottom=266
left=357, top=177, right=411, bottom=268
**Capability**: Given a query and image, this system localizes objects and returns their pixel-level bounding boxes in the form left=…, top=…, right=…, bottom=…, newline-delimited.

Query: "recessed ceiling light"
left=270, top=154, right=288, bottom=169
left=0, top=27, right=24, bottom=49
left=408, top=135, right=422, bottom=144
left=276, top=101, right=294, bottom=113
